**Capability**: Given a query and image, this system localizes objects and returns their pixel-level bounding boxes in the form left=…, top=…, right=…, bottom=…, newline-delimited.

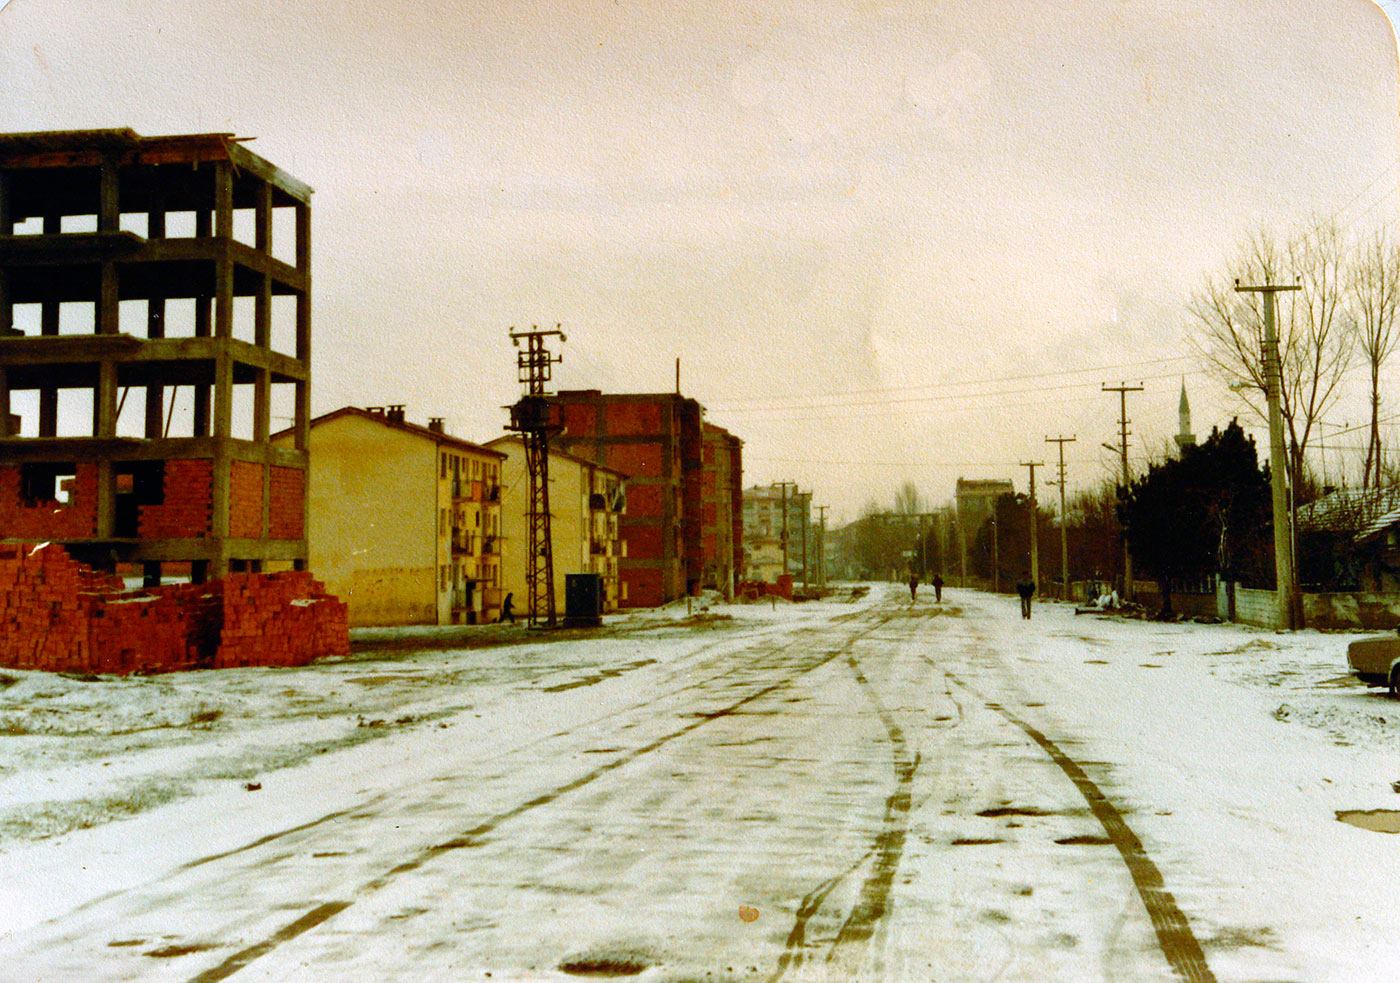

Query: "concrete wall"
left=1303, top=592, right=1400, bottom=630
left=1228, top=585, right=1284, bottom=629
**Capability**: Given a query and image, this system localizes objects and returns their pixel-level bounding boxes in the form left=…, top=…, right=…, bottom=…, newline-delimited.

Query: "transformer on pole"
left=507, top=325, right=566, bottom=627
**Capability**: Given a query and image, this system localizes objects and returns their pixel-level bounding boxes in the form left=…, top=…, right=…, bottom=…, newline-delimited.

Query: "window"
left=440, top=508, right=446, bottom=535
left=441, top=453, right=447, bottom=478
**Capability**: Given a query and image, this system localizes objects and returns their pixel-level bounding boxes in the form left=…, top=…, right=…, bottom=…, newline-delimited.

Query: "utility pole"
left=1020, top=460, right=1043, bottom=592
left=991, top=512, right=1000, bottom=593
left=507, top=325, right=566, bottom=627
left=1236, top=278, right=1302, bottom=629
left=1103, top=383, right=1144, bottom=600
left=798, top=489, right=809, bottom=588
left=815, top=505, right=828, bottom=590
left=771, top=481, right=796, bottom=577
left=1046, top=435, right=1076, bottom=600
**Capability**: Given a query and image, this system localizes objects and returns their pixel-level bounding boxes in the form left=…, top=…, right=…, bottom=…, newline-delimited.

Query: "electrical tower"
left=507, top=325, right=566, bottom=627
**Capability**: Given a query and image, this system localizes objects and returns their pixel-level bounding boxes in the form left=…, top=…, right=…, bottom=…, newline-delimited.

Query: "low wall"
left=1228, top=585, right=1283, bottom=629
left=1303, top=592, right=1400, bottom=631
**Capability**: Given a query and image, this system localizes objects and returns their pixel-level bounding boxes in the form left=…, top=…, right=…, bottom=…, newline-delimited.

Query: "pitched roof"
left=274, top=406, right=506, bottom=458
left=483, top=435, right=629, bottom=478
left=1297, top=486, right=1400, bottom=542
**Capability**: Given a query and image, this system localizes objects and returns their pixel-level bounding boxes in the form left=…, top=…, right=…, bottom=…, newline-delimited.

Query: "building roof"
left=1298, top=486, right=1400, bottom=543
left=274, top=406, right=506, bottom=459
left=484, top=435, right=629, bottom=478
left=0, top=128, right=313, bottom=204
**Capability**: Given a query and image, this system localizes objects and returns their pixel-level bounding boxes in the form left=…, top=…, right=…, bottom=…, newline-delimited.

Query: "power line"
left=705, top=354, right=1194, bottom=408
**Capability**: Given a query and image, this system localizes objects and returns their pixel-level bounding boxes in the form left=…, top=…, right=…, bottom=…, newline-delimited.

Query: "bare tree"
left=1347, top=227, right=1400, bottom=488
left=893, top=481, right=924, bottom=515
left=1188, top=218, right=1353, bottom=498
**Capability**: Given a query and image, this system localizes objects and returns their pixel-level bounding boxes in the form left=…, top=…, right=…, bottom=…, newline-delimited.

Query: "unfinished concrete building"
left=0, top=129, right=312, bottom=581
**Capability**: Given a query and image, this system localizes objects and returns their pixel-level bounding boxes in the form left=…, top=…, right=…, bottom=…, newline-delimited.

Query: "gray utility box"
left=564, top=573, right=603, bottom=628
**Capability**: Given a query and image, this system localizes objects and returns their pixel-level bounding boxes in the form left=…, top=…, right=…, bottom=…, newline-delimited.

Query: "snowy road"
left=4, top=585, right=1400, bottom=980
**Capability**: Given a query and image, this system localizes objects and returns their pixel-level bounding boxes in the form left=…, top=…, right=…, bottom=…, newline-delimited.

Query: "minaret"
left=1175, top=378, right=1197, bottom=451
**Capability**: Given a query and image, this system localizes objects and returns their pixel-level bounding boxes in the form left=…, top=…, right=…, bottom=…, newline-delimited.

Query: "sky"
left=2, top=1, right=1399, bottom=520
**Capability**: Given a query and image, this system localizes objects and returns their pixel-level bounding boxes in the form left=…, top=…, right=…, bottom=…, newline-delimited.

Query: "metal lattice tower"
left=507, top=325, right=566, bottom=627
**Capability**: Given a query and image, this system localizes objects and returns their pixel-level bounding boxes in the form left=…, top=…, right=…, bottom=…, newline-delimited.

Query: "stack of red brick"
left=0, top=544, right=348, bottom=674
left=137, top=460, right=213, bottom=539
left=212, top=571, right=349, bottom=668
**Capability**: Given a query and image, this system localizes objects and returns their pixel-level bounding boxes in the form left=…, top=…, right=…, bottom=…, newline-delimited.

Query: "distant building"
left=1175, top=380, right=1197, bottom=452
left=743, top=484, right=811, bottom=584
left=549, top=390, right=742, bottom=606
left=955, top=478, right=1013, bottom=538
left=272, top=406, right=505, bottom=626
left=486, top=436, right=627, bottom=614
left=700, top=423, right=744, bottom=597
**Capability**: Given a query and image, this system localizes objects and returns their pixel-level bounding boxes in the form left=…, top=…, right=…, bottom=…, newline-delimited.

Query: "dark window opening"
left=21, top=462, right=77, bottom=505
left=114, top=460, right=165, bottom=537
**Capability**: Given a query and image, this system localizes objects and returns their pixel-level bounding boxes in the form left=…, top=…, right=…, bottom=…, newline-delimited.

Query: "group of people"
left=908, top=571, right=1040, bottom=619
left=907, top=573, right=944, bottom=603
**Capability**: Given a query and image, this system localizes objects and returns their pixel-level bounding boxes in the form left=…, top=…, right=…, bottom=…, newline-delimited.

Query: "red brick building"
left=701, top=422, right=743, bottom=597
left=549, top=391, right=741, bottom=607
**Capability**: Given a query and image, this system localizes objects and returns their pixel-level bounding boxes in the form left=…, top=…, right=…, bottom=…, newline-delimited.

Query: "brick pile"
left=228, top=460, right=264, bottom=539
left=0, top=464, right=99, bottom=540
left=212, top=572, right=349, bottom=668
left=268, top=466, right=305, bottom=540
left=138, top=460, right=213, bottom=539
left=0, top=544, right=348, bottom=675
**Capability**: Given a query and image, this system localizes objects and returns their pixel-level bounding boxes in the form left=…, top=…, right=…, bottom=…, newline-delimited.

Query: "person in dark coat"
left=500, top=592, right=516, bottom=624
left=932, top=573, right=944, bottom=603
left=909, top=573, right=919, bottom=602
left=1015, top=577, right=1035, bottom=619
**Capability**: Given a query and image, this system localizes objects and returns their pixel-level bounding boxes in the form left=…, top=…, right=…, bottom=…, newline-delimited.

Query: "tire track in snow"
left=946, top=671, right=1216, bottom=983
left=187, top=610, right=896, bottom=982
left=768, top=623, right=924, bottom=981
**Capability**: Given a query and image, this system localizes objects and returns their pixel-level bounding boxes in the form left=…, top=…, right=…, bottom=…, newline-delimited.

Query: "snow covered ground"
left=0, top=583, right=1397, bottom=980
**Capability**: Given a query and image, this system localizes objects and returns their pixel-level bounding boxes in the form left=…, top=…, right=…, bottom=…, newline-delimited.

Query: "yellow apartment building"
left=272, top=405, right=505, bottom=626
left=486, top=436, right=627, bottom=614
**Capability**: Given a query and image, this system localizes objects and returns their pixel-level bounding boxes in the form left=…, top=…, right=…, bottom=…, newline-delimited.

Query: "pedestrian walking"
left=500, top=592, right=516, bottom=624
left=932, top=573, right=944, bottom=603
left=909, top=573, right=919, bottom=602
left=1015, top=577, right=1035, bottom=620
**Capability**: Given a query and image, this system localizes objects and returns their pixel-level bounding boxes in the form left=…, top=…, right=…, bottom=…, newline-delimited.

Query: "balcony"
left=451, top=529, right=475, bottom=555
left=481, top=535, right=499, bottom=556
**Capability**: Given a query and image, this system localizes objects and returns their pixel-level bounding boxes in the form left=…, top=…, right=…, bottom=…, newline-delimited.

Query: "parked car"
left=1347, top=632, right=1400, bottom=695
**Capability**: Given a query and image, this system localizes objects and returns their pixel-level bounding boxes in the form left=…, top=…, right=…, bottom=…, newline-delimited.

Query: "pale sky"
left=3, top=1, right=1399, bottom=519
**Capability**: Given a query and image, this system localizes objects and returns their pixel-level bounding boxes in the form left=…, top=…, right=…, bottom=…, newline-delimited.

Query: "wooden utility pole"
left=1235, top=278, right=1302, bottom=629
left=1046, top=435, right=1076, bottom=600
left=1103, top=383, right=1144, bottom=599
left=1020, top=460, right=1043, bottom=592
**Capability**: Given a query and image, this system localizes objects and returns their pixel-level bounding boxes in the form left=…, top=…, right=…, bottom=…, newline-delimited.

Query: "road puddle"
left=559, top=957, right=649, bottom=977
left=951, top=837, right=1003, bottom=845
left=1336, top=808, right=1400, bottom=833
left=1055, top=834, right=1113, bottom=845
left=977, top=806, right=1060, bottom=818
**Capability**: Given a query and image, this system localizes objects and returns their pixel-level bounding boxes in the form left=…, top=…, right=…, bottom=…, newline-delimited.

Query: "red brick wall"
left=623, top=522, right=663, bottom=559
left=268, top=466, right=305, bottom=540
left=604, top=400, right=663, bottom=435
left=562, top=403, right=596, bottom=437
left=626, top=483, right=665, bottom=518
left=229, top=461, right=264, bottom=539
left=622, top=566, right=664, bottom=608
left=0, top=464, right=99, bottom=540
left=607, top=443, right=663, bottom=478
left=138, top=460, right=213, bottom=539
